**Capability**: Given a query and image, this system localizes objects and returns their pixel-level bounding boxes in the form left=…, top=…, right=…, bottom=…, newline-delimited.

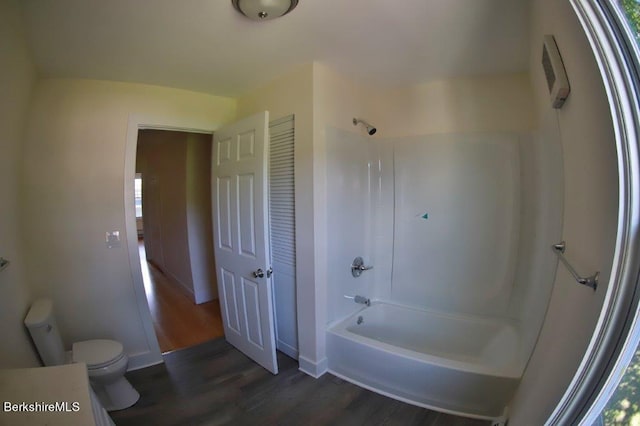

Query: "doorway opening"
left=135, top=129, right=223, bottom=353
left=124, top=113, right=299, bottom=373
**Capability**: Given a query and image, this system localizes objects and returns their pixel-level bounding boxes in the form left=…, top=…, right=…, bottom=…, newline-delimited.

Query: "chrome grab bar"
left=552, top=241, right=599, bottom=291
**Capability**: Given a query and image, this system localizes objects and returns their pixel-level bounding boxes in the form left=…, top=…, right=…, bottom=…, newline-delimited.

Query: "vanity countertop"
left=0, top=363, right=97, bottom=426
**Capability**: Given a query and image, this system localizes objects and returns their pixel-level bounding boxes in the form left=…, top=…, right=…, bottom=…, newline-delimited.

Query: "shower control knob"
left=351, top=256, right=373, bottom=278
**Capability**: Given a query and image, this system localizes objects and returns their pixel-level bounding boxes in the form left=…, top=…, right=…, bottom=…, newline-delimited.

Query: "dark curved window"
left=618, top=0, right=640, bottom=43
left=600, top=3, right=640, bottom=425
left=603, top=348, right=640, bottom=423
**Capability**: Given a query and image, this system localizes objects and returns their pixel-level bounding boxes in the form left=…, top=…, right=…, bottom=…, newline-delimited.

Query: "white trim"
left=547, top=1, right=640, bottom=424
left=127, top=350, right=164, bottom=371
left=124, top=114, right=218, bottom=370
left=276, top=339, right=299, bottom=360
left=298, top=355, right=328, bottom=378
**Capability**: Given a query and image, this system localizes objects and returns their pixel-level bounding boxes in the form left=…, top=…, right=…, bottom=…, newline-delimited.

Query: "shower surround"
left=324, top=124, right=563, bottom=420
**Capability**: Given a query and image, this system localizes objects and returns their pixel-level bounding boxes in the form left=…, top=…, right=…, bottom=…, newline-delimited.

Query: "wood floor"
left=111, top=339, right=490, bottom=426
left=139, top=240, right=224, bottom=353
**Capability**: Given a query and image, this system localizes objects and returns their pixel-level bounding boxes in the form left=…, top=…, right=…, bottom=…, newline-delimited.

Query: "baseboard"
left=298, top=355, right=328, bottom=378
left=127, top=350, right=163, bottom=371
left=144, top=259, right=194, bottom=298
left=165, top=271, right=195, bottom=299
left=277, top=340, right=299, bottom=360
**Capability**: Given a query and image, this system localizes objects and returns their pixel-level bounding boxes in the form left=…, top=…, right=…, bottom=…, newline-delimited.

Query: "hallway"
left=139, top=241, right=224, bottom=353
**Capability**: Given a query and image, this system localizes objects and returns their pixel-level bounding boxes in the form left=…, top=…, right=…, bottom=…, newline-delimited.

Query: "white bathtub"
left=326, top=302, right=525, bottom=420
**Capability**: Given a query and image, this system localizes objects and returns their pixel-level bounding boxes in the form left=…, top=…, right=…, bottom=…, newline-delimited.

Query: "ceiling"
left=20, top=0, right=531, bottom=97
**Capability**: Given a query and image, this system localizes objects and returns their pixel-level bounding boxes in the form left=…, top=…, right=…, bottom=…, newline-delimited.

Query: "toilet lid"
left=72, top=339, right=124, bottom=369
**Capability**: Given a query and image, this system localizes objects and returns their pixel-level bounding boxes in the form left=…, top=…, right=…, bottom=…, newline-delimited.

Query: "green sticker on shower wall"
left=422, top=213, right=429, bottom=219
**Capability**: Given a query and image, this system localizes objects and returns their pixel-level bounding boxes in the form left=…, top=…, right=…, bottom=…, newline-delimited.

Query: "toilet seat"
left=72, top=339, right=124, bottom=369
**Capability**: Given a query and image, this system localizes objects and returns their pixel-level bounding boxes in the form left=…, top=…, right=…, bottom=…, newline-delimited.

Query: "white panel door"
left=212, top=111, right=278, bottom=374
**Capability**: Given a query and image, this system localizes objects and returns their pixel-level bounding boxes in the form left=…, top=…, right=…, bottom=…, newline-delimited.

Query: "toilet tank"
left=24, top=299, right=66, bottom=366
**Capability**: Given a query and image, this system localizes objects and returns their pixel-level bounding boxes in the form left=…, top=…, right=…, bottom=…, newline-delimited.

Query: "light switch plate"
left=106, top=231, right=121, bottom=248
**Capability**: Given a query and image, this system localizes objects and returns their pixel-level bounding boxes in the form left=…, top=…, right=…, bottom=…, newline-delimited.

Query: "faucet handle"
left=351, top=256, right=373, bottom=278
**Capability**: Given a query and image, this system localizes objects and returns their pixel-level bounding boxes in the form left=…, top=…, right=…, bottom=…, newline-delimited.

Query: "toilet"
left=24, top=299, right=139, bottom=411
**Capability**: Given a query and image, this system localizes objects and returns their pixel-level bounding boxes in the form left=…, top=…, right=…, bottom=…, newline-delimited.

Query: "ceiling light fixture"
left=231, top=0, right=298, bottom=21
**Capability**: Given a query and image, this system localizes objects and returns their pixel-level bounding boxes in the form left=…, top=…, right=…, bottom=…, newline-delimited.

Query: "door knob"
left=252, top=267, right=273, bottom=278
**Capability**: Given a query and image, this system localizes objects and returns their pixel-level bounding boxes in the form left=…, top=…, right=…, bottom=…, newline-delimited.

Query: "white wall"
left=325, top=128, right=374, bottom=324
left=391, top=133, right=521, bottom=317
left=0, top=0, right=40, bottom=368
left=21, top=79, right=236, bottom=368
left=508, top=0, right=619, bottom=422
left=325, top=129, right=525, bottom=323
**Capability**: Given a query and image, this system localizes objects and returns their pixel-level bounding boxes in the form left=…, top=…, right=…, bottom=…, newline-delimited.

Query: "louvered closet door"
left=269, top=115, right=298, bottom=358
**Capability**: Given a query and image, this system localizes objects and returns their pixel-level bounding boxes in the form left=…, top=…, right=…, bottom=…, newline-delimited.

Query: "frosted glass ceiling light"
left=232, top=0, right=299, bottom=21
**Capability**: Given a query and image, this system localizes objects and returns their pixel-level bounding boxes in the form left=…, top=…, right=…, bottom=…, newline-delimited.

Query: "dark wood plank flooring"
left=111, top=339, right=490, bottom=426
left=139, top=240, right=224, bottom=352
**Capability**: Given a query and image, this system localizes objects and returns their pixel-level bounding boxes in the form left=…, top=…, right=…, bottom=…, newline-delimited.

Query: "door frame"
left=123, top=114, right=216, bottom=369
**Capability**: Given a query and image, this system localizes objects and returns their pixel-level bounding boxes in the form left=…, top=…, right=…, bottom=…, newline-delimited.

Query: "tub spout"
left=355, top=295, right=371, bottom=306
left=345, top=295, right=370, bottom=306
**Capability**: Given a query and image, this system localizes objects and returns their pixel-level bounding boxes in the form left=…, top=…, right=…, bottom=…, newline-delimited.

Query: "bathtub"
left=326, top=302, right=525, bottom=420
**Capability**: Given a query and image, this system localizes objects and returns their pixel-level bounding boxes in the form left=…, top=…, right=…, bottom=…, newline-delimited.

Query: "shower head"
left=353, top=118, right=377, bottom=135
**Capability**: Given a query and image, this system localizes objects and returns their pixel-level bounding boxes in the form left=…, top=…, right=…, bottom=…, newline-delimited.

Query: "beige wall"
left=508, top=0, right=619, bottom=422
left=0, top=0, right=40, bottom=368
left=21, top=79, right=235, bottom=366
left=380, top=74, right=535, bottom=136
left=315, top=63, right=535, bottom=137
